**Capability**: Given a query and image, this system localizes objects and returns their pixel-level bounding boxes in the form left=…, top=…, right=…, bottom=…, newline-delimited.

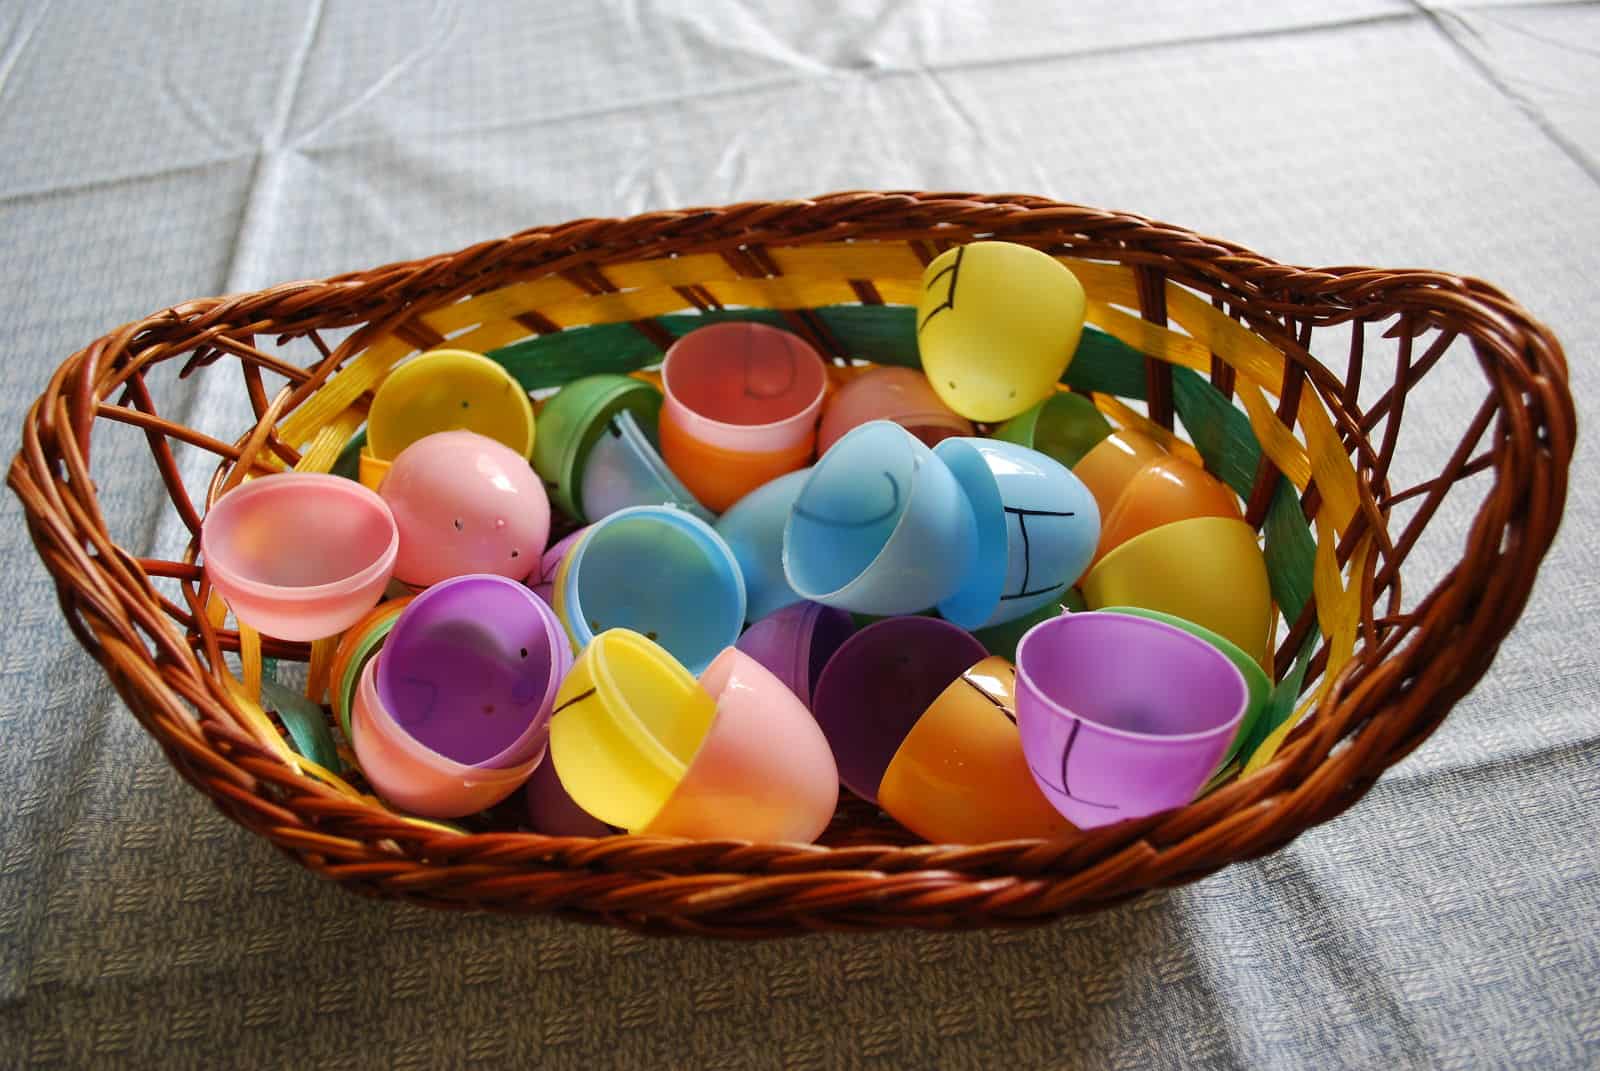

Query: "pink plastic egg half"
left=379, top=430, right=550, bottom=587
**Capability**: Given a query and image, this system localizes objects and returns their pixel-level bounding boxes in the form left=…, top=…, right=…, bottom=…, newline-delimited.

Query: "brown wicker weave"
left=9, top=192, right=1575, bottom=936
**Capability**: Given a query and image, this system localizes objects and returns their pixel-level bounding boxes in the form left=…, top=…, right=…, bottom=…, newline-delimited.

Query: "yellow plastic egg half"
left=916, top=241, right=1087, bottom=423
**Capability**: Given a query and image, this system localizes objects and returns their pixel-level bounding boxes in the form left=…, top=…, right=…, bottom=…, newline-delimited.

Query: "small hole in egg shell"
left=948, top=381, right=957, bottom=389
left=453, top=519, right=463, bottom=531
left=519, top=648, right=528, bottom=658
left=483, top=704, right=496, bottom=715
left=461, top=400, right=469, bottom=409
left=510, top=549, right=520, bottom=558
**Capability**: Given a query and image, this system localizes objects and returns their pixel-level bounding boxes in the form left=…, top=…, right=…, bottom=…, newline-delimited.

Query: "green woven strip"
left=1060, top=328, right=1151, bottom=399
left=1240, top=628, right=1319, bottom=761
left=816, top=306, right=921, bottom=367
left=331, top=433, right=364, bottom=480
left=260, top=675, right=343, bottom=771
left=490, top=323, right=672, bottom=391
left=1171, top=368, right=1260, bottom=501
left=1263, top=482, right=1317, bottom=626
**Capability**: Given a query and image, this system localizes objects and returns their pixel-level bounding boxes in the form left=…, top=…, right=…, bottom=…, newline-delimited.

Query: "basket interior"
left=26, top=204, right=1570, bottom=926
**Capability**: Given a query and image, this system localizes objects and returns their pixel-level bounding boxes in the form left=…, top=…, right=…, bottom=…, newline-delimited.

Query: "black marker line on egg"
left=741, top=328, right=799, bottom=400
left=999, top=506, right=1076, bottom=601
left=551, top=688, right=596, bottom=716
left=961, top=676, right=1017, bottom=725
left=918, top=245, right=966, bottom=335
left=791, top=472, right=902, bottom=529
left=1030, top=719, right=1118, bottom=811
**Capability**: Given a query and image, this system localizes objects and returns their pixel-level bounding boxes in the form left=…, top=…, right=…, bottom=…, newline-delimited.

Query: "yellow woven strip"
left=1242, top=701, right=1302, bottom=776
left=484, top=276, right=878, bottom=334
left=1233, top=379, right=1313, bottom=492
left=545, top=287, right=694, bottom=328
left=768, top=242, right=927, bottom=280
left=1164, top=287, right=1286, bottom=390
left=1312, top=519, right=1367, bottom=698
left=441, top=277, right=930, bottom=346
left=1092, top=394, right=1205, bottom=467
left=206, top=591, right=227, bottom=630
left=363, top=247, right=1145, bottom=375
left=407, top=244, right=1145, bottom=343
left=419, top=276, right=586, bottom=335
left=395, top=813, right=469, bottom=836
left=306, top=636, right=337, bottom=704
left=1087, top=301, right=1212, bottom=374
left=288, top=758, right=364, bottom=798
left=1310, top=516, right=1347, bottom=671
left=1296, top=390, right=1361, bottom=534
left=701, top=277, right=860, bottom=310
left=278, top=336, right=411, bottom=449
left=526, top=246, right=1140, bottom=313
left=403, top=246, right=1160, bottom=380
left=240, top=624, right=263, bottom=702
left=604, top=253, right=741, bottom=290
left=426, top=257, right=889, bottom=340
left=872, top=279, right=923, bottom=305
left=437, top=319, right=539, bottom=355
left=428, top=262, right=923, bottom=348
left=1258, top=603, right=1280, bottom=677
left=1059, top=258, right=1142, bottom=308
left=294, top=409, right=365, bottom=475
left=1241, top=528, right=1370, bottom=775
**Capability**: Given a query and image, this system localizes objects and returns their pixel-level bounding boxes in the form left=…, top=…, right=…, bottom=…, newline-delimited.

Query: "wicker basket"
left=10, top=192, right=1575, bottom=937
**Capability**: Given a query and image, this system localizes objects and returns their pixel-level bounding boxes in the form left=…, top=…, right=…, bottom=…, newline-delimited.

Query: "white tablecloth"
left=2, top=3, right=1596, bottom=1067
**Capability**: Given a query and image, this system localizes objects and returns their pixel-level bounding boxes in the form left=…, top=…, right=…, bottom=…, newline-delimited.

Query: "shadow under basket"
left=10, top=192, right=1575, bottom=937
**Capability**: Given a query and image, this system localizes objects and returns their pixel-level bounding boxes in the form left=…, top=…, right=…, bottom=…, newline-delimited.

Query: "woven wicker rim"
left=9, top=191, right=1574, bottom=936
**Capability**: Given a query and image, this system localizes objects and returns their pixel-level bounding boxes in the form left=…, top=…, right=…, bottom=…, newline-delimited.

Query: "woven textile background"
left=2, top=3, right=1597, bottom=1067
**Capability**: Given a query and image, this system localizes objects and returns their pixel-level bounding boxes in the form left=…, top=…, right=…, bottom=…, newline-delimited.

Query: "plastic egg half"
left=917, top=242, right=1087, bottom=423
left=379, top=430, right=551, bottom=588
